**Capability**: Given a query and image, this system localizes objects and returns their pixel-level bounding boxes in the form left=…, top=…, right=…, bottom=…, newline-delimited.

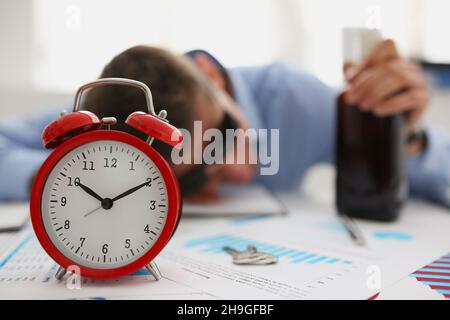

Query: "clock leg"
left=55, top=266, right=67, bottom=280
left=145, top=261, right=162, bottom=281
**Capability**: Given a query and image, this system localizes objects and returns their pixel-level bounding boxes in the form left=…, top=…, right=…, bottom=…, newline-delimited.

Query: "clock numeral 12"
left=104, top=158, right=117, bottom=168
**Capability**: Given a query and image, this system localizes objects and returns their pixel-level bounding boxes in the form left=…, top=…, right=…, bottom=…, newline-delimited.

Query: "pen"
left=338, top=214, right=367, bottom=246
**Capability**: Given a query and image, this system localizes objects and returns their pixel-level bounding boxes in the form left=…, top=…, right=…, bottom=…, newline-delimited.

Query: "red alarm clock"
left=30, top=78, right=183, bottom=280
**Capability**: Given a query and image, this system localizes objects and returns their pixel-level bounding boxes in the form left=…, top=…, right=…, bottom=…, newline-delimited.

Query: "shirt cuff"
left=0, top=148, right=49, bottom=201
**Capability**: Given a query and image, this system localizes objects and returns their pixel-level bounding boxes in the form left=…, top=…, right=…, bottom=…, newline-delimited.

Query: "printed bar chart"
left=184, top=233, right=353, bottom=266
left=0, top=233, right=55, bottom=283
left=0, top=232, right=153, bottom=283
left=410, top=252, right=450, bottom=299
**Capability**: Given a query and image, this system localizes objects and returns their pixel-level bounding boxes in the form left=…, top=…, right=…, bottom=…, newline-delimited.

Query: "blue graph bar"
left=326, top=258, right=340, bottom=264
left=130, top=269, right=151, bottom=276
left=421, top=268, right=450, bottom=274
left=410, top=274, right=450, bottom=280
left=436, top=289, right=450, bottom=295
left=292, top=253, right=317, bottom=263
left=307, top=256, right=328, bottom=264
left=429, top=263, right=450, bottom=268
left=255, top=243, right=280, bottom=252
left=0, top=234, right=33, bottom=269
left=277, top=249, right=298, bottom=257
left=288, top=252, right=307, bottom=258
left=422, top=281, right=450, bottom=286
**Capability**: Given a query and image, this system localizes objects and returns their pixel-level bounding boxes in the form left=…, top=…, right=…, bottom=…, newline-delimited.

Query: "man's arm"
left=407, top=127, right=450, bottom=208
left=0, top=110, right=58, bottom=200
left=235, top=62, right=337, bottom=190
left=239, top=62, right=450, bottom=209
left=344, top=40, right=450, bottom=208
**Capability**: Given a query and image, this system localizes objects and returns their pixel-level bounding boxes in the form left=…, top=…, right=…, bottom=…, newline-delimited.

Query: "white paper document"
left=0, top=200, right=449, bottom=299
left=159, top=202, right=450, bottom=300
left=0, top=226, right=209, bottom=300
left=182, top=185, right=286, bottom=216
left=0, top=202, right=29, bottom=231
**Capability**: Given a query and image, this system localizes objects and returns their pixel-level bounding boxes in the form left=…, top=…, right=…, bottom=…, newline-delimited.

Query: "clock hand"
left=84, top=205, right=102, bottom=217
left=77, top=182, right=104, bottom=202
left=111, top=180, right=151, bottom=202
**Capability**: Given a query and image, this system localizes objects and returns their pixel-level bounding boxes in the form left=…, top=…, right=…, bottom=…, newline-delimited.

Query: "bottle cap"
left=342, top=28, right=382, bottom=64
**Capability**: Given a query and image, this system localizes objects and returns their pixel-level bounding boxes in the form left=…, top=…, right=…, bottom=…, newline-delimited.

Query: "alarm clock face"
left=40, top=139, right=169, bottom=270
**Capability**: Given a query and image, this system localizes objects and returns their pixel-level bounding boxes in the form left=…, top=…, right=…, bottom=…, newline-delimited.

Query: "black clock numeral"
left=80, top=237, right=86, bottom=247
left=67, top=176, right=80, bottom=187
left=82, top=160, right=95, bottom=171
left=129, top=161, right=135, bottom=171
left=144, top=224, right=150, bottom=233
left=146, top=177, right=152, bottom=187
left=104, top=157, right=117, bottom=168
left=64, top=220, right=70, bottom=229
left=102, top=244, right=108, bottom=254
left=149, top=200, right=156, bottom=210
left=61, top=196, right=67, bottom=207
left=125, top=239, right=131, bottom=248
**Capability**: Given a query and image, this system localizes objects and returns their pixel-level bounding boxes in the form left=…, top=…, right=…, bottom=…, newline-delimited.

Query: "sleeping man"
left=0, top=41, right=449, bottom=209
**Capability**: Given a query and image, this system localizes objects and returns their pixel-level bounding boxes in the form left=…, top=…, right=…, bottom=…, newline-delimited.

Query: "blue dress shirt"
left=0, top=62, right=449, bottom=209
left=228, top=62, right=450, bottom=208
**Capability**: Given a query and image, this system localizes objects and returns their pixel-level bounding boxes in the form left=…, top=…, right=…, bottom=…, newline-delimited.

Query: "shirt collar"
left=226, top=67, right=264, bottom=131
left=184, top=50, right=264, bottom=130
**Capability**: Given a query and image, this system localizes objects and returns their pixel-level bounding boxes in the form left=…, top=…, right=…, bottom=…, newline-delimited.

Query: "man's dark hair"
left=84, top=45, right=211, bottom=161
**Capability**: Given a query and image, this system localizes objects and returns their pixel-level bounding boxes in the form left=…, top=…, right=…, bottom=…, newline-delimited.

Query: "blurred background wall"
left=0, top=0, right=449, bottom=130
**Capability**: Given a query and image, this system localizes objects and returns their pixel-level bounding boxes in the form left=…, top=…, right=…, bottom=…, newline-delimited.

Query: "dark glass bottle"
left=336, top=29, right=407, bottom=222
left=336, top=95, right=407, bottom=221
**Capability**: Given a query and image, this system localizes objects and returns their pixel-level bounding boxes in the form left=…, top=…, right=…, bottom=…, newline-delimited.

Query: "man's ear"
left=194, top=53, right=227, bottom=91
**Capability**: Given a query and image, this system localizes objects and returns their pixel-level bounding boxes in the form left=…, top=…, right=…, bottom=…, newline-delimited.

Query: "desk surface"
left=0, top=193, right=449, bottom=300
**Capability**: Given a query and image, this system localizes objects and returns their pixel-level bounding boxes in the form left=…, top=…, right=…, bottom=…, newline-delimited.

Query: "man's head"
left=85, top=46, right=213, bottom=159
left=84, top=45, right=255, bottom=201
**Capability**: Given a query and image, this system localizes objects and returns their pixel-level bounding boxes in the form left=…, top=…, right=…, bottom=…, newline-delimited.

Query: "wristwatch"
left=407, top=128, right=426, bottom=145
left=406, top=128, right=427, bottom=155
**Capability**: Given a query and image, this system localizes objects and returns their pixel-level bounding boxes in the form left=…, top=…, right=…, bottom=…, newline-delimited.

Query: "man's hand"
left=184, top=161, right=256, bottom=204
left=344, top=40, right=430, bottom=154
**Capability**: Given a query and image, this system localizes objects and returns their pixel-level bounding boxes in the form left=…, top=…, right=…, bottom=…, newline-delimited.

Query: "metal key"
left=225, top=246, right=278, bottom=265
left=223, top=245, right=278, bottom=265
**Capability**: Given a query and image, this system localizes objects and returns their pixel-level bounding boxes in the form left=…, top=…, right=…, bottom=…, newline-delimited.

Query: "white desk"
left=0, top=193, right=449, bottom=300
